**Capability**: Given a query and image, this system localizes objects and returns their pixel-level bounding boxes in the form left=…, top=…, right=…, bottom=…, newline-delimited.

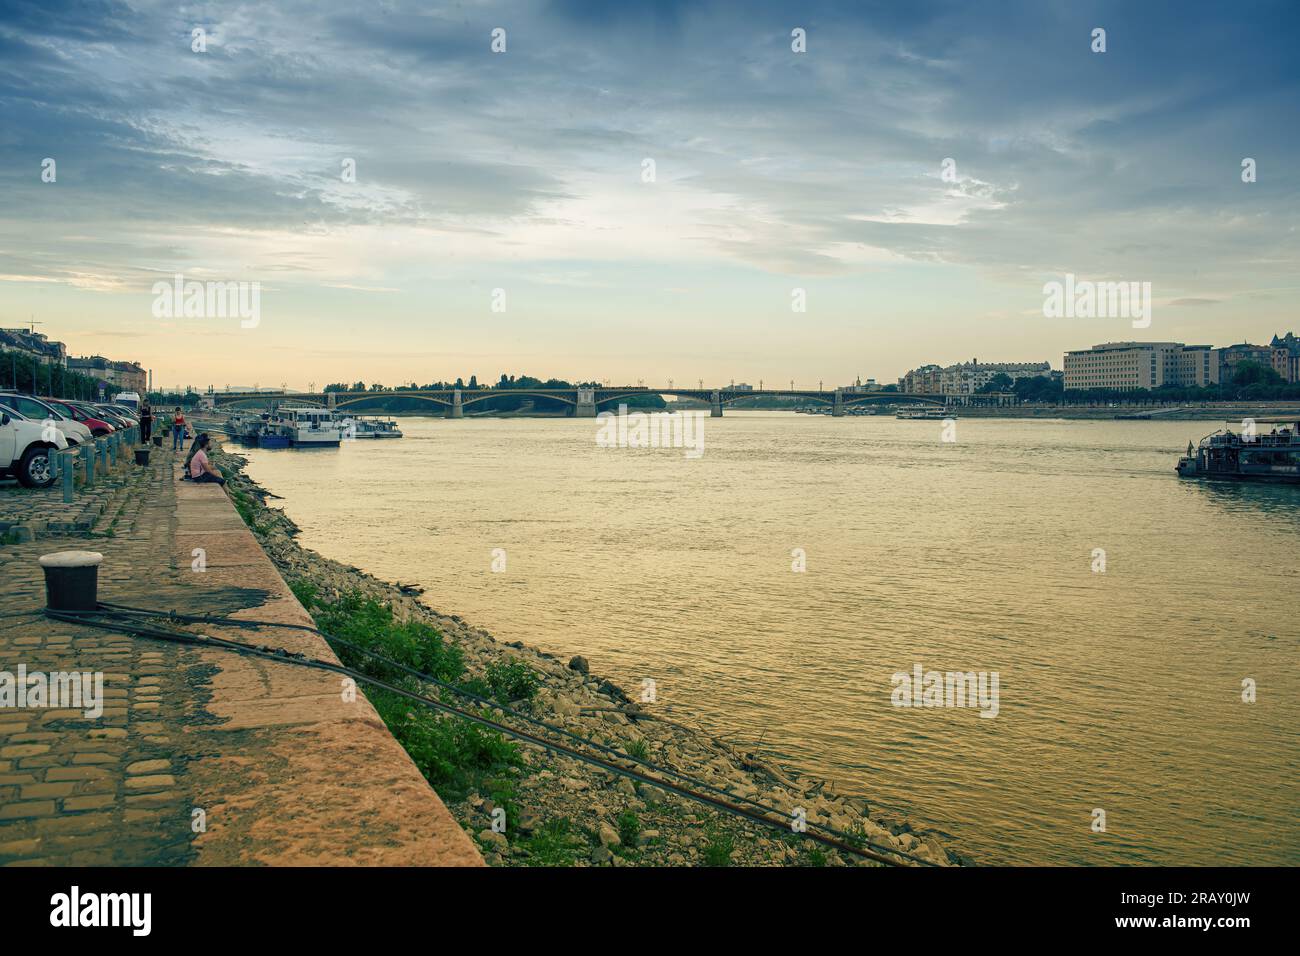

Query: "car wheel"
left=18, top=445, right=55, bottom=488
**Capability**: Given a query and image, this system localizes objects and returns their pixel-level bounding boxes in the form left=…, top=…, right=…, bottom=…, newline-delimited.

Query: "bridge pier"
left=710, top=390, right=723, bottom=417
left=444, top=388, right=463, bottom=419
left=326, top=392, right=336, bottom=409
left=575, top=387, right=596, bottom=418
left=832, top=389, right=845, bottom=417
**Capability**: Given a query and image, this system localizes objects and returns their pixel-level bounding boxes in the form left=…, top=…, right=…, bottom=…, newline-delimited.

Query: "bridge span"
left=206, top=386, right=952, bottom=418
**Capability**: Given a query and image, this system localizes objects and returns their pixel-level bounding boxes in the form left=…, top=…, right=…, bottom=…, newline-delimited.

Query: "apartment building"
left=68, top=355, right=147, bottom=394
left=0, top=328, right=67, bottom=365
left=1270, top=332, right=1300, bottom=383
left=899, top=360, right=1051, bottom=396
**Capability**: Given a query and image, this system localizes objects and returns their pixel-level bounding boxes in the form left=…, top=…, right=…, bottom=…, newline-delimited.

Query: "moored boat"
left=1176, top=422, right=1300, bottom=484
left=339, top=416, right=403, bottom=439
left=223, top=412, right=265, bottom=443
left=274, top=406, right=342, bottom=446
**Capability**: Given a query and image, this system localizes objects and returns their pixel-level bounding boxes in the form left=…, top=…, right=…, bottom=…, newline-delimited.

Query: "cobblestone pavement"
left=1, top=443, right=482, bottom=866
left=1, top=448, right=201, bottom=864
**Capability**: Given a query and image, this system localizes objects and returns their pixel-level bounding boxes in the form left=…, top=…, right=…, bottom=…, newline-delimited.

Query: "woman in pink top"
left=189, top=435, right=226, bottom=485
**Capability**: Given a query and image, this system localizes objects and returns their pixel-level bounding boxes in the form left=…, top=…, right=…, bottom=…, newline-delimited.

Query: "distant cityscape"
left=899, top=332, right=1299, bottom=396
left=3, top=324, right=1298, bottom=399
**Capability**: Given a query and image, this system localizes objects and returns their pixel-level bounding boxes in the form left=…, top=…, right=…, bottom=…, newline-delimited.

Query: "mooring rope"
left=44, top=603, right=936, bottom=867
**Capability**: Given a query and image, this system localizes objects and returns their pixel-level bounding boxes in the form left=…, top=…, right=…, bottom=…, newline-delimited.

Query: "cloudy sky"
left=1, top=0, right=1297, bottom=390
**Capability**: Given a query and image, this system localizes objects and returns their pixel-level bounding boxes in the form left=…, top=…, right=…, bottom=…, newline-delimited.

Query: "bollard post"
left=62, top=450, right=74, bottom=503
left=82, top=442, right=95, bottom=488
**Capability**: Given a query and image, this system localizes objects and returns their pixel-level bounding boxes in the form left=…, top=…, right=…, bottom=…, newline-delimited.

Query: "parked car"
left=0, top=402, right=69, bottom=487
left=96, top=404, right=139, bottom=426
left=0, top=392, right=93, bottom=446
left=41, top=398, right=116, bottom=437
left=81, top=404, right=132, bottom=430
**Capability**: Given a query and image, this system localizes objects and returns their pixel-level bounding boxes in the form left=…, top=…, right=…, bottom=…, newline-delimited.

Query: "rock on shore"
left=212, top=444, right=964, bottom=868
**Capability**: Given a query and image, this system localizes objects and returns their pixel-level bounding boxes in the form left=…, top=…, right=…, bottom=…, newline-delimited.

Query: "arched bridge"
left=207, top=386, right=951, bottom=418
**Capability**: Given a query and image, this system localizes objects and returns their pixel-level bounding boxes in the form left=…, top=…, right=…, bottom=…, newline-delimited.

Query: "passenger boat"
left=273, top=406, right=342, bottom=446
left=223, top=412, right=264, bottom=444
left=339, top=416, right=403, bottom=439
left=896, top=408, right=957, bottom=420
left=257, top=426, right=291, bottom=448
left=1176, top=422, right=1300, bottom=484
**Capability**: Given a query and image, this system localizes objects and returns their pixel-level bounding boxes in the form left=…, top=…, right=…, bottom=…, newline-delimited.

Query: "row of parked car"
left=0, top=392, right=142, bottom=488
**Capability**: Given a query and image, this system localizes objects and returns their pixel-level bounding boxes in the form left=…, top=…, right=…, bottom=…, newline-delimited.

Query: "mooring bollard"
left=61, top=450, right=75, bottom=503
left=38, top=550, right=103, bottom=612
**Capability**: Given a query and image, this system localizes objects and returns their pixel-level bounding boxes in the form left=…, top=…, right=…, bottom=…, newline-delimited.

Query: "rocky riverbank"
left=209, top=442, right=964, bottom=868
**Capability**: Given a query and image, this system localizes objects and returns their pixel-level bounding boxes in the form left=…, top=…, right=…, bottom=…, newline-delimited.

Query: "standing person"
left=188, top=435, right=225, bottom=485
left=171, top=406, right=186, bottom=450
left=139, top=401, right=153, bottom=443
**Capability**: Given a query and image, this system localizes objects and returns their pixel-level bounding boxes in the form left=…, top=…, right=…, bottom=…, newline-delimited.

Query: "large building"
left=1213, top=342, right=1272, bottom=384
left=1064, top=341, right=1223, bottom=390
left=898, top=364, right=942, bottom=394
left=899, top=359, right=1051, bottom=396
left=1270, top=332, right=1300, bottom=383
left=67, top=355, right=147, bottom=394
left=0, top=328, right=67, bottom=365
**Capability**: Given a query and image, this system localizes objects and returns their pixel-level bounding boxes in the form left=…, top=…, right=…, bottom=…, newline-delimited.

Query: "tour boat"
left=273, top=406, right=342, bottom=446
left=223, top=412, right=264, bottom=444
left=1176, top=423, right=1300, bottom=484
left=896, top=408, right=957, bottom=420
left=339, top=416, right=403, bottom=439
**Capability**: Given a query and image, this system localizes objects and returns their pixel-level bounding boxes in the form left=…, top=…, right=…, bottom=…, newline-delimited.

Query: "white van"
left=113, top=391, right=142, bottom=410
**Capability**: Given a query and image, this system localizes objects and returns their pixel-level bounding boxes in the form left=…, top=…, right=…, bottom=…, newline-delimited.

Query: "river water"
left=238, top=412, right=1298, bottom=865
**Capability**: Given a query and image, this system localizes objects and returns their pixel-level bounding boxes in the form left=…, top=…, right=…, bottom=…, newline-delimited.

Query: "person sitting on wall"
left=180, top=432, right=207, bottom=479
left=188, top=435, right=226, bottom=485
